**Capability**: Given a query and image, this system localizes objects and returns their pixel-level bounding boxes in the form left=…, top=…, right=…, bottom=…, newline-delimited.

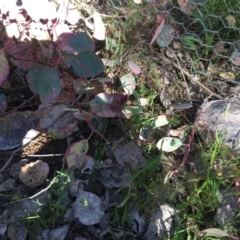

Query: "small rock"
left=214, top=190, right=238, bottom=226
left=142, top=204, right=178, bottom=240
left=19, top=160, right=49, bottom=187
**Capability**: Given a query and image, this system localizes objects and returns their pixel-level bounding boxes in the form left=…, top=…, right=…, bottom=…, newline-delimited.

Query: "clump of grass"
left=19, top=171, right=71, bottom=238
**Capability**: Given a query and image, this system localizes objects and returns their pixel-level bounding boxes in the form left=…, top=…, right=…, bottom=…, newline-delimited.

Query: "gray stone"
left=197, top=100, right=240, bottom=154
left=142, top=204, right=178, bottom=240
left=214, top=191, right=238, bottom=226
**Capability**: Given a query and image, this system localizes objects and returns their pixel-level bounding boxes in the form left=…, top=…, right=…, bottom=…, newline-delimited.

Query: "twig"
left=2, top=176, right=58, bottom=206
left=155, top=52, right=224, bottom=100
left=27, top=154, right=65, bottom=157
left=168, top=96, right=212, bottom=178
left=0, top=132, right=42, bottom=173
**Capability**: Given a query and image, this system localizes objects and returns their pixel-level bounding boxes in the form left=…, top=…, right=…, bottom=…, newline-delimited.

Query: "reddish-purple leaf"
left=5, top=40, right=38, bottom=70
left=0, top=49, right=9, bottom=86
left=149, top=16, right=165, bottom=47
left=128, top=60, right=141, bottom=74
left=110, top=93, right=127, bottom=113
left=90, top=93, right=127, bottom=117
left=90, top=93, right=116, bottom=117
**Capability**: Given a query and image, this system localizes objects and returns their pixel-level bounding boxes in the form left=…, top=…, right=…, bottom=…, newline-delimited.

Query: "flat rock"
left=197, top=100, right=240, bottom=154
left=142, top=204, right=178, bottom=240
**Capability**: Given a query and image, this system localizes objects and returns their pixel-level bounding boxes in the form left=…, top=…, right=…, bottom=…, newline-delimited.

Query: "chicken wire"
left=109, top=0, right=240, bottom=83
left=154, top=0, right=240, bottom=82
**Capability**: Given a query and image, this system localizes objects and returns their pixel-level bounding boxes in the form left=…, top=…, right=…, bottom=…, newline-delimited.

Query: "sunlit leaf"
left=93, top=12, right=105, bottom=41
left=133, top=0, right=142, bottom=4
left=156, top=137, right=182, bottom=152
left=22, top=0, right=58, bottom=21
left=155, top=115, right=169, bottom=127
left=199, top=228, right=229, bottom=238
left=120, top=73, right=136, bottom=95
left=102, top=59, right=119, bottom=67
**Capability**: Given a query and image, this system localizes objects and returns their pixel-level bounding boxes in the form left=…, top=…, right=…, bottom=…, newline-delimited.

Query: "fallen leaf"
left=149, top=16, right=165, bottom=46
left=0, top=48, right=9, bottom=86
left=128, top=60, right=141, bottom=74
left=93, top=12, right=105, bottom=40
left=72, top=190, right=105, bottom=225
left=156, top=137, right=182, bottom=152
left=225, top=15, right=236, bottom=27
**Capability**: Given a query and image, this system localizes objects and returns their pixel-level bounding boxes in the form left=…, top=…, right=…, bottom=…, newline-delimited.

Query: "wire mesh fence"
left=154, top=0, right=240, bottom=82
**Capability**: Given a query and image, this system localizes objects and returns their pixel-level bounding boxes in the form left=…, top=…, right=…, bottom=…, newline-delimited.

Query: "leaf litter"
left=0, top=0, right=240, bottom=239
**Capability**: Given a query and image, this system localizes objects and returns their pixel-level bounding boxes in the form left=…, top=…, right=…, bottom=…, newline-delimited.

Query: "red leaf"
left=149, top=16, right=165, bottom=47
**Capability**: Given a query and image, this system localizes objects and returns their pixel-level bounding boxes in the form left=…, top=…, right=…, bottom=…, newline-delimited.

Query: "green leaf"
left=39, top=68, right=61, bottom=104
left=68, top=32, right=95, bottom=53
left=156, top=137, right=182, bottom=152
left=156, top=25, right=174, bottom=47
left=27, top=65, right=46, bottom=94
left=71, top=51, right=104, bottom=77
